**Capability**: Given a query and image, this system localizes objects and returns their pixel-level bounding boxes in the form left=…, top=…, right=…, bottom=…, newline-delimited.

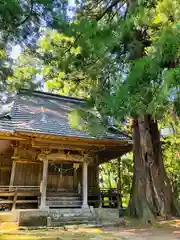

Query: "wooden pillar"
left=82, top=161, right=89, bottom=208
left=117, top=156, right=123, bottom=209
left=9, top=161, right=16, bottom=187
left=74, top=169, right=77, bottom=189
left=40, top=159, right=48, bottom=209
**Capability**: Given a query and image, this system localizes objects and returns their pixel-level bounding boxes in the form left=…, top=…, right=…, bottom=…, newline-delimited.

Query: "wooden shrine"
left=0, top=90, right=132, bottom=210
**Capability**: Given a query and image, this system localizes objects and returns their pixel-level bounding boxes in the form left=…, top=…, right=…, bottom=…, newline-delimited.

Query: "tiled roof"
left=0, top=90, right=131, bottom=141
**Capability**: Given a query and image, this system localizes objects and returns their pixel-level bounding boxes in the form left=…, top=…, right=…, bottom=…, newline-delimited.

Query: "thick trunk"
left=128, top=115, right=180, bottom=221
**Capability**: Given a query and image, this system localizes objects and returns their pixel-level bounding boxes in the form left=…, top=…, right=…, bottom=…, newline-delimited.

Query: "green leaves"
left=160, top=112, right=180, bottom=198
left=5, top=0, right=180, bottom=128
left=153, top=25, right=180, bottom=67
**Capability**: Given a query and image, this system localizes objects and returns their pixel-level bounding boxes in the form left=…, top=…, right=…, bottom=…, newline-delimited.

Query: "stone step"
left=52, top=216, right=96, bottom=221
left=51, top=220, right=97, bottom=226
left=47, top=202, right=82, bottom=206
left=48, top=205, right=81, bottom=208
left=50, top=215, right=97, bottom=226
left=47, top=199, right=81, bottom=203
left=46, top=197, right=81, bottom=201
left=47, top=192, right=80, bottom=197
left=49, top=208, right=92, bottom=217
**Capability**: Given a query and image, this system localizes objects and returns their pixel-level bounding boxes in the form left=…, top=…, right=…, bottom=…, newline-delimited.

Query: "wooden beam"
left=32, top=138, right=104, bottom=148
left=15, top=131, right=132, bottom=146
left=31, top=141, right=102, bottom=151
left=0, top=191, right=40, bottom=197
left=0, top=133, right=26, bottom=141
left=0, top=200, right=13, bottom=204
left=0, top=166, right=11, bottom=171
left=15, top=159, right=41, bottom=164
left=0, top=192, right=15, bottom=197
left=16, top=200, right=38, bottom=203
left=38, top=152, right=85, bottom=163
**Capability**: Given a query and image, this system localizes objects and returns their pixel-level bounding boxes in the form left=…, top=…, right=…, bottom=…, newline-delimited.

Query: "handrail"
left=0, top=186, right=40, bottom=192
left=0, top=186, right=39, bottom=187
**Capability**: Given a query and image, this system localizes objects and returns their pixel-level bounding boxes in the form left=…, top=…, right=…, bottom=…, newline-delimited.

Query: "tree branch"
left=96, top=0, right=122, bottom=21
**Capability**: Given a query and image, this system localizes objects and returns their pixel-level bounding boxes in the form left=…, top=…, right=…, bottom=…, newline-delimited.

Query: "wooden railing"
left=0, top=186, right=40, bottom=192
left=0, top=186, right=119, bottom=210
left=88, top=187, right=119, bottom=208
left=0, top=186, right=40, bottom=211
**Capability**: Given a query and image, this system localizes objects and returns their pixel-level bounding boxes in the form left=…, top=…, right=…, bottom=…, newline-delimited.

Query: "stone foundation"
left=94, top=208, right=123, bottom=226
left=0, top=208, right=123, bottom=227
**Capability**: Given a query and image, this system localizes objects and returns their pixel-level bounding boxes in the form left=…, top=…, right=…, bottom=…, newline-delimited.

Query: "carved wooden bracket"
left=37, top=150, right=84, bottom=163
left=11, top=147, right=20, bottom=160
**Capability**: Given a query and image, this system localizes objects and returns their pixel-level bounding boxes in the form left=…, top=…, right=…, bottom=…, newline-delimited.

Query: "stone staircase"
left=48, top=208, right=98, bottom=227
left=46, top=190, right=82, bottom=208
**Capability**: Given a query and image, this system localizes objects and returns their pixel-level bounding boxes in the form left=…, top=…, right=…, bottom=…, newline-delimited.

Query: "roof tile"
left=0, top=90, right=131, bottom=141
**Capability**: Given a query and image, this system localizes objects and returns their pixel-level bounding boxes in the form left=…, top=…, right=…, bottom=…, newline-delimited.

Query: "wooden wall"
left=88, top=165, right=99, bottom=189
left=47, top=163, right=99, bottom=190
left=47, top=175, right=74, bottom=189
left=0, top=147, right=13, bottom=185
left=14, top=162, right=42, bottom=186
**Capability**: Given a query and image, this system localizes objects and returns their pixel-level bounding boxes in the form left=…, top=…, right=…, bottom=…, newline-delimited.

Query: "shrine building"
left=0, top=89, right=132, bottom=212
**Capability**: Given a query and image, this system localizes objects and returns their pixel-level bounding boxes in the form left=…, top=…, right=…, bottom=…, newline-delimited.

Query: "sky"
left=10, top=45, right=21, bottom=59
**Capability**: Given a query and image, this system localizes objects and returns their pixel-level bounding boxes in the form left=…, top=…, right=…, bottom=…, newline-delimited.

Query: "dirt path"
left=0, top=220, right=180, bottom=240
left=104, top=227, right=180, bottom=240
left=103, top=219, right=180, bottom=240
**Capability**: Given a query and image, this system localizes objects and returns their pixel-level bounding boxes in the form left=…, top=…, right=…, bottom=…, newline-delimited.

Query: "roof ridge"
left=18, top=89, right=85, bottom=103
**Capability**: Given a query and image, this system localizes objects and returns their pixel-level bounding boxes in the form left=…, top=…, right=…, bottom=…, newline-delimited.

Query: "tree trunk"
left=128, top=115, right=180, bottom=221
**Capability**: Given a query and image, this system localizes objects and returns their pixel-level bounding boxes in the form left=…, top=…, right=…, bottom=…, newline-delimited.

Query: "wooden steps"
left=46, top=191, right=82, bottom=208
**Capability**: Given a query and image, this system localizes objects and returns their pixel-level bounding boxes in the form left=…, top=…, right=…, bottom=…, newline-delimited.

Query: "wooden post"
left=39, top=159, right=48, bottom=209
left=9, top=161, right=16, bottom=188
left=12, top=190, right=17, bottom=211
left=82, top=161, right=89, bottom=208
left=117, top=156, right=123, bottom=209
left=74, top=169, right=77, bottom=189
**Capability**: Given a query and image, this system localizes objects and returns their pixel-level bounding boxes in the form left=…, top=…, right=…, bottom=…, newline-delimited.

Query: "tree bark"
left=128, top=115, right=180, bottom=221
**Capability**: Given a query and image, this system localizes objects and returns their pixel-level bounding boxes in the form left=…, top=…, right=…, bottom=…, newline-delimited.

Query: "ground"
left=0, top=219, right=180, bottom=240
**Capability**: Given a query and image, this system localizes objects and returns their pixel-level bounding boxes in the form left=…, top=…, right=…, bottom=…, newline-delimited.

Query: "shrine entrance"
left=46, top=162, right=82, bottom=208
left=47, top=162, right=82, bottom=191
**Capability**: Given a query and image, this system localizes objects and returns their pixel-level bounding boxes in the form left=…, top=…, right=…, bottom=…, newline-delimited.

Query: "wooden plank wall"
left=47, top=175, right=73, bottom=189
left=88, top=165, right=99, bottom=189
left=14, top=162, right=42, bottom=186
left=47, top=164, right=99, bottom=190
left=0, top=148, right=13, bottom=185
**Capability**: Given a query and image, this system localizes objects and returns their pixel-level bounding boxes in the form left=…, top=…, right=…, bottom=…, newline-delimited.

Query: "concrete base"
left=94, top=208, right=124, bottom=226
left=0, top=208, right=122, bottom=227
left=0, top=208, right=94, bottom=226
left=81, top=204, right=89, bottom=209
left=39, top=205, right=49, bottom=210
